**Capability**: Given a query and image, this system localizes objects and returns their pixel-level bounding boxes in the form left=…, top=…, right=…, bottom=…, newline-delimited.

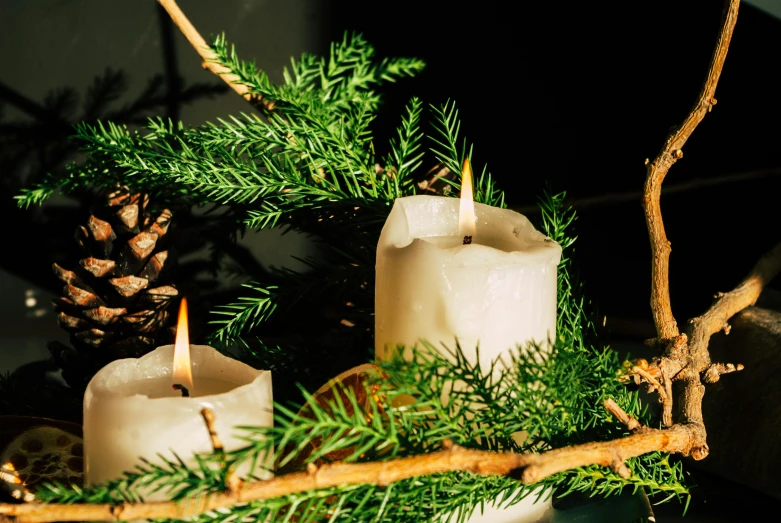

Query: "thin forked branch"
left=643, top=0, right=740, bottom=341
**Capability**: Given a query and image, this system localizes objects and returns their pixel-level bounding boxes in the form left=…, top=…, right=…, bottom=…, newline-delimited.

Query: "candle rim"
left=381, top=195, right=562, bottom=265
left=85, top=344, right=269, bottom=400
left=414, top=236, right=558, bottom=261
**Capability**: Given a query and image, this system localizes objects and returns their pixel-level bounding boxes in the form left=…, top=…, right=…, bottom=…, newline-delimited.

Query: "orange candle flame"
left=173, top=297, right=194, bottom=391
left=459, top=158, right=476, bottom=240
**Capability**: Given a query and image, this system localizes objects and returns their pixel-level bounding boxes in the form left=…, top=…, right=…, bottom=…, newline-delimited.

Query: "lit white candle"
left=376, top=160, right=562, bottom=368
left=83, top=299, right=273, bottom=497
left=375, top=160, right=562, bottom=522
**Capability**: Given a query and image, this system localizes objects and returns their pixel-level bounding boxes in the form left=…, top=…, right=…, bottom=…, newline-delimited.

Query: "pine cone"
left=48, top=187, right=178, bottom=390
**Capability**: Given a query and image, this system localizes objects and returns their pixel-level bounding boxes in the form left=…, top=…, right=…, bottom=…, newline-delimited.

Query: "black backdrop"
left=323, top=0, right=781, bottom=336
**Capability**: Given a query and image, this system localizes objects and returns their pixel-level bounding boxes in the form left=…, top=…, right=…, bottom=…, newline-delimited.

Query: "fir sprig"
left=209, top=283, right=279, bottom=346
left=428, top=100, right=505, bottom=208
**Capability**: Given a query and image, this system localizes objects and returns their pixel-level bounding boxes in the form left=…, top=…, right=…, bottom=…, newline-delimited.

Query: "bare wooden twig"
left=200, top=408, right=244, bottom=494
left=156, top=0, right=274, bottom=112
left=643, top=0, right=739, bottom=342
left=200, top=408, right=224, bottom=455
left=603, top=398, right=642, bottom=432
left=0, top=422, right=700, bottom=523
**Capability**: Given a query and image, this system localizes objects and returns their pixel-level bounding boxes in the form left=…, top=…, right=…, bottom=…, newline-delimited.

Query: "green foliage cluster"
left=22, top=32, right=688, bottom=520
left=38, top=248, right=689, bottom=520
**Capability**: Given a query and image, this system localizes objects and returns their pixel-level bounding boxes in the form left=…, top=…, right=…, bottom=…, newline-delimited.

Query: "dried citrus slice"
left=1, top=426, right=83, bottom=501
left=283, top=363, right=386, bottom=470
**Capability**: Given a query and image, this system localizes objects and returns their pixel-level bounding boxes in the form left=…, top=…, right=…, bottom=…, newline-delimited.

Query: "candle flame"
left=459, top=158, right=476, bottom=239
left=173, top=297, right=194, bottom=391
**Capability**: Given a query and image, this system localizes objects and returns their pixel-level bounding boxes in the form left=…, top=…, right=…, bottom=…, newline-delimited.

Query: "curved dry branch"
left=643, top=0, right=740, bottom=342
left=687, top=240, right=781, bottom=367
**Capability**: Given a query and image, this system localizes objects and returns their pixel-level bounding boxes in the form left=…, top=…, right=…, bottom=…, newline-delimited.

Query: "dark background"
left=325, top=0, right=781, bottom=337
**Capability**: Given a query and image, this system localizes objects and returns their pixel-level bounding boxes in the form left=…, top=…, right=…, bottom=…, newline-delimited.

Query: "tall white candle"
left=375, top=165, right=562, bottom=522
left=375, top=195, right=562, bottom=367
left=83, top=344, right=272, bottom=496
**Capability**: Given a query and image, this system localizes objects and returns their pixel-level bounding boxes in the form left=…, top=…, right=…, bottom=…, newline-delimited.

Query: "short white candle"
left=84, top=345, right=272, bottom=492
left=83, top=300, right=273, bottom=497
left=375, top=195, right=562, bottom=367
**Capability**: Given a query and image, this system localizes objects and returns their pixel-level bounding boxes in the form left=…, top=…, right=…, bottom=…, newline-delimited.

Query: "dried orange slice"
left=1, top=426, right=83, bottom=501
left=282, top=363, right=387, bottom=470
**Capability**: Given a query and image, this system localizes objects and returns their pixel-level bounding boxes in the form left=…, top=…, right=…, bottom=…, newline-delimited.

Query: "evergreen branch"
left=537, top=190, right=595, bottom=345
left=14, top=161, right=125, bottom=208
left=428, top=99, right=464, bottom=178
left=385, top=97, right=425, bottom=195
left=1, top=335, right=688, bottom=521
left=5, top=2, right=752, bottom=520
left=428, top=101, right=505, bottom=208
left=209, top=34, right=273, bottom=106
left=209, top=31, right=423, bottom=121
left=208, top=283, right=279, bottom=346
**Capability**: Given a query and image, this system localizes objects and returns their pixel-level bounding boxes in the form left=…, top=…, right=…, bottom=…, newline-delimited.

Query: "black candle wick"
left=463, top=235, right=473, bottom=245
left=172, top=383, right=190, bottom=397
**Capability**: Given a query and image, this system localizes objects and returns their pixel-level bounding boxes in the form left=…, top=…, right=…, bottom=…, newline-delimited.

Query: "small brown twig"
left=603, top=398, right=642, bottom=432
left=417, top=165, right=451, bottom=194
left=631, top=365, right=674, bottom=427
left=200, top=408, right=224, bottom=455
left=632, top=366, right=665, bottom=398
left=702, top=362, right=744, bottom=384
left=200, top=408, right=244, bottom=494
left=156, top=0, right=274, bottom=112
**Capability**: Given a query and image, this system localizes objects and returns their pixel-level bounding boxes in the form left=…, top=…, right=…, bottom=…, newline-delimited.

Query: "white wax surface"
left=83, top=345, right=272, bottom=497
left=111, top=377, right=238, bottom=398
left=375, top=195, right=562, bottom=369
